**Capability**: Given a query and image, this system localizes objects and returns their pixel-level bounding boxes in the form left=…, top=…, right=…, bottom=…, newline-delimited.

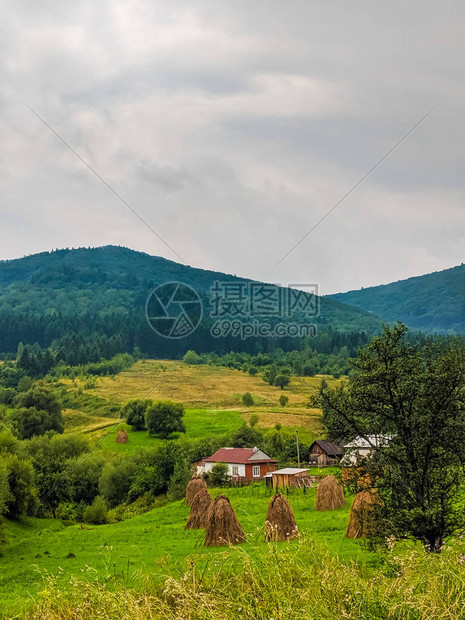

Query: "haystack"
left=264, top=493, right=298, bottom=542
left=185, top=477, right=207, bottom=506
left=185, top=488, right=212, bottom=529
left=205, top=495, right=246, bottom=547
left=116, top=429, right=129, bottom=444
left=346, top=488, right=383, bottom=538
left=315, top=475, right=345, bottom=511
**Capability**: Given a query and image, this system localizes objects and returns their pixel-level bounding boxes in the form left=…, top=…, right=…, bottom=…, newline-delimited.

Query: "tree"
left=83, top=496, right=108, bottom=524
left=183, top=350, right=201, bottom=365
left=242, top=392, right=254, bottom=407
left=249, top=413, right=259, bottom=427
left=145, top=401, right=185, bottom=439
left=17, top=376, right=32, bottom=393
left=9, top=407, right=53, bottom=440
left=4, top=455, right=36, bottom=519
left=121, top=399, right=151, bottom=430
left=316, top=323, right=465, bottom=553
left=274, top=375, right=290, bottom=390
left=14, top=387, right=63, bottom=435
left=248, top=366, right=258, bottom=376
left=209, top=462, right=230, bottom=487
left=279, top=394, right=289, bottom=406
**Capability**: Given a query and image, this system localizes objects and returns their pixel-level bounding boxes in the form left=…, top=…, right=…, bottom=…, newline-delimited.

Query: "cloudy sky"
left=1, top=1, right=464, bottom=294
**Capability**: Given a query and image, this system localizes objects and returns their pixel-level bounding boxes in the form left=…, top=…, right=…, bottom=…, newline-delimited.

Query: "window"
left=252, top=465, right=260, bottom=478
left=232, top=465, right=239, bottom=476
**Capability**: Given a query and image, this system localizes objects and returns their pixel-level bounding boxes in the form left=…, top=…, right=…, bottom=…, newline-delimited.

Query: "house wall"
left=244, top=462, right=277, bottom=480
left=204, top=462, right=246, bottom=477
left=204, top=461, right=276, bottom=479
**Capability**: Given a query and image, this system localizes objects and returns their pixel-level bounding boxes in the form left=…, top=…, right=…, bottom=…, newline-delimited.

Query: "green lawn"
left=0, top=485, right=379, bottom=617
left=97, top=408, right=244, bottom=453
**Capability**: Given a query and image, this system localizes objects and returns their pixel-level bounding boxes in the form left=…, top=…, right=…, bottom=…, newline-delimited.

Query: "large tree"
left=145, top=401, right=185, bottom=439
left=316, top=323, right=465, bottom=553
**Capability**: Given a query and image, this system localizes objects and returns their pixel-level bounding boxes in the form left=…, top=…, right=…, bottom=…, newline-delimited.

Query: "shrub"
left=279, top=394, right=289, bottom=406
left=242, top=392, right=254, bottom=407
left=183, top=350, right=201, bottom=365
left=83, top=496, right=108, bottom=525
left=208, top=462, right=230, bottom=487
left=121, top=399, right=152, bottom=430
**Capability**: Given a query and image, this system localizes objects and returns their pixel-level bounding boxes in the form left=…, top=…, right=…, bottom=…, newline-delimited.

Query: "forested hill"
left=0, top=246, right=381, bottom=356
left=329, top=263, right=465, bottom=333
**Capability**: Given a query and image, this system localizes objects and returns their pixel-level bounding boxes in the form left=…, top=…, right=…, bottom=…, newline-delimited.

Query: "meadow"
left=60, top=359, right=329, bottom=448
left=3, top=360, right=465, bottom=619
left=1, top=484, right=371, bottom=618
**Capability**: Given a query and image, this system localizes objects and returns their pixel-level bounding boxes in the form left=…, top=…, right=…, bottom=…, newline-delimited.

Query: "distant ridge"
left=329, top=263, right=465, bottom=333
left=0, top=245, right=381, bottom=356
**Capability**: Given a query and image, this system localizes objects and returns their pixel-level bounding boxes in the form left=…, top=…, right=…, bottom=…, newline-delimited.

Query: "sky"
left=1, top=0, right=464, bottom=294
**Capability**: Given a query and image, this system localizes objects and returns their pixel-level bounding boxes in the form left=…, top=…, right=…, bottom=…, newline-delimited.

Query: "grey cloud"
left=0, top=0, right=464, bottom=295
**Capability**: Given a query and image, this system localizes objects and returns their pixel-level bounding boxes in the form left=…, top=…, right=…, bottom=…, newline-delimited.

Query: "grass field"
left=0, top=484, right=377, bottom=617
left=60, top=360, right=330, bottom=448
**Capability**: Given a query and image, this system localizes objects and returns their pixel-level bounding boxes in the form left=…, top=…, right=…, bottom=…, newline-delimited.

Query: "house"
left=191, top=457, right=209, bottom=475
left=203, top=447, right=277, bottom=480
left=265, top=467, right=314, bottom=489
left=341, top=435, right=392, bottom=466
left=308, top=440, right=342, bottom=466
left=341, top=434, right=393, bottom=488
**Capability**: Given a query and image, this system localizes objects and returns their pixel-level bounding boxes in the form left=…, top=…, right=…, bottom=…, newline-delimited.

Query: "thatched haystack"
left=205, top=495, right=246, bottom=547
left=264, top=493, right=298, bottom=542
left=346, top=488, right=383, bottom=538
left=315, top=475, right=345, bottom=511
left=185, top=477, right=207, bottom=506
left=116, top=429, right=129, bottom=444
left=185, top=488, right=212, bottom=530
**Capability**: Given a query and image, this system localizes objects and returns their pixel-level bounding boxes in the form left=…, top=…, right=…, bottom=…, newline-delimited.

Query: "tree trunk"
left=424, top=536, right=443, bottom=553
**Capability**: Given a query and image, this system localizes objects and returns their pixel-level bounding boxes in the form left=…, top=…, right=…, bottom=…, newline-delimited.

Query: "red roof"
left=205, top=447, right=276, bottom=464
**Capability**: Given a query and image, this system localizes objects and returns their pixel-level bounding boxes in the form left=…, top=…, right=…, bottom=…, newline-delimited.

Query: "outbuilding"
left=308, top=440, right=342, bottom=466
left=265, top=467, right=314, bottom=489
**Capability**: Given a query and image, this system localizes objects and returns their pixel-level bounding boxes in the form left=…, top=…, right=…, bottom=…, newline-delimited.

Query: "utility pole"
left=296, top=429, right=300, bottom=467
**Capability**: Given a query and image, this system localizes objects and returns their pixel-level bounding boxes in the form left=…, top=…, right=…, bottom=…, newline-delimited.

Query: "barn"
left=308, top=440, right=342, bottom=466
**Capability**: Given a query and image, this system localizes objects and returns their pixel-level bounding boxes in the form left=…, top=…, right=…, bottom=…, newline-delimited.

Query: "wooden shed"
left=308, top=440, right=342, bottom=466
left=266, top=468, right=314, bottom=489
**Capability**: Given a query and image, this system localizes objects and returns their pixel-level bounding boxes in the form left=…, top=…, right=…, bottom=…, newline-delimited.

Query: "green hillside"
left=329, top=263, right=465, bottom=333
left=0, top=246, right=381, bottom=356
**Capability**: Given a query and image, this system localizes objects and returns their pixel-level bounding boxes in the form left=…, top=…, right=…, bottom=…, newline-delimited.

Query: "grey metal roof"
left=271, top=468, right=309, bottom=475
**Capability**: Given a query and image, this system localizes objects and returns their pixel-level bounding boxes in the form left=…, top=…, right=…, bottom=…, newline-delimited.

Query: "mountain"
left=329, top=263, right=465, bottom=333
left=0, top=246, right=381, bottom=356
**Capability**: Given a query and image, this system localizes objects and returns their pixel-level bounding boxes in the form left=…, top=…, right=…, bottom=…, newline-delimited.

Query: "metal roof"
left=271, top=468, right=309, bottom=475
left=205, top=447, right=276, bottom=464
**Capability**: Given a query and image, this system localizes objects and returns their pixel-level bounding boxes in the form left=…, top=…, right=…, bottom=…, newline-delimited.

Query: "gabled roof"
left=205, top=447, right=277, bottom=464
left=310, top=440, right=342, bottom=456
left=343, top=435, right=393, bottom=449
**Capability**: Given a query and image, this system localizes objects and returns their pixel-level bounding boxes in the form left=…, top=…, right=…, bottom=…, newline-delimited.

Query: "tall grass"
left=25, top=536, right=465, bottom=619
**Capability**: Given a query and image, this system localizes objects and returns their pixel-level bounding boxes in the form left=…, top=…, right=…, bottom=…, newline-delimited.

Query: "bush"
left=208, top=462, right=230, bottom=487
left=279, top=394, right=289, bottom=406
left=248, top=366, right=258, bottom=376
left=183, top=350, right=201, bottom=365
left=83, top=496, right=108, bottom=524
left=121, top=399, right=151, bottom=430
left=242, top=392, right=254, bottom=407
